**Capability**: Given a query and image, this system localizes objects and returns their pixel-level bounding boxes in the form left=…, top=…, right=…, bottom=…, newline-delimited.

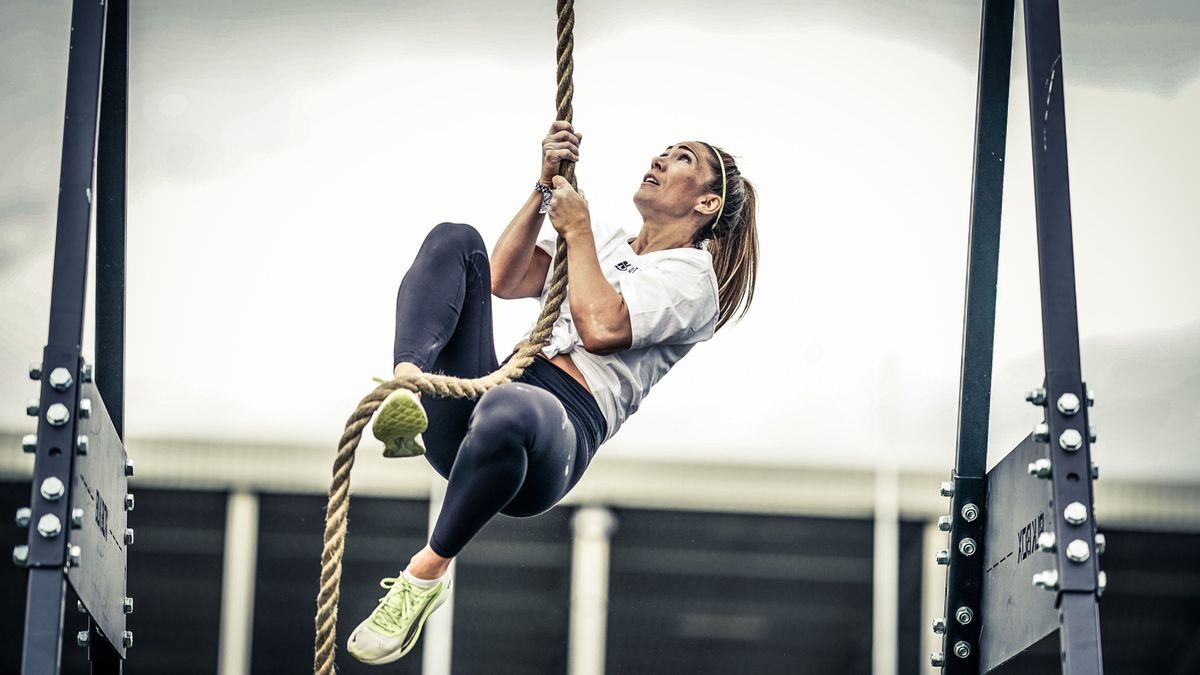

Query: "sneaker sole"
left=372, top=389, right=429, bottom=458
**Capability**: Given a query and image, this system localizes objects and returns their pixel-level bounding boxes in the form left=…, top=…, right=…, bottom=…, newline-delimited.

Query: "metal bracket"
left=938, top=474, right=986, bottom=672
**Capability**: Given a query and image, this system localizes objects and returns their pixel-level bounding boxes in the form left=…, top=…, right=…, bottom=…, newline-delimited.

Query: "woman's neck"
left=631, top=219, right=695, bottom=255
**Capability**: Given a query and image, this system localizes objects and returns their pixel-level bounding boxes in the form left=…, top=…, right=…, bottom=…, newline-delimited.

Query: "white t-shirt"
left=528, top=224, right=719, bottom=441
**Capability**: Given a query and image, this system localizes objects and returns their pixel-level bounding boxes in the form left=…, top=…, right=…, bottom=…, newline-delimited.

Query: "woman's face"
left=633, top=141, right=720, bottom=224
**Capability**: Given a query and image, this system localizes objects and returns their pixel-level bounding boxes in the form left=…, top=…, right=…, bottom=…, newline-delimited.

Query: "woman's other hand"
left=547, top=175, right=591, bottom=240
left=540, top=121, right=582, bottom=184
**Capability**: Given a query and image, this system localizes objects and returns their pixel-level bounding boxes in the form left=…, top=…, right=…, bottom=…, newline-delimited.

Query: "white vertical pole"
left=921, top=520, right=947, bottom=672
left=872, top=469, right=900, bottom=675
left=568, top=506, right=617, bottom=675
left=422, top=476, right=455, bottom=675
left=217, top=491, right=259, bottom=675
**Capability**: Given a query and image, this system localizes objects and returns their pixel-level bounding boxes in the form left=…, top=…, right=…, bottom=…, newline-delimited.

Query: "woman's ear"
left=695, top=193, right=721, bottom=218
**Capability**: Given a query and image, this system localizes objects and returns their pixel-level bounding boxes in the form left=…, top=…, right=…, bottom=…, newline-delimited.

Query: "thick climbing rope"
left=313, top=2, right=578, bottom=671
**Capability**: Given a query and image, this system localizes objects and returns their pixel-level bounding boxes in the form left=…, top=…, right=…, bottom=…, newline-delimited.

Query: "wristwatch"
left=534, top=182, right=553, bottom=214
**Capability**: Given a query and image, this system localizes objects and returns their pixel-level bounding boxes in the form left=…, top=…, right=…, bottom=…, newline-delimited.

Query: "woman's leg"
left=392, top=222, right=500, bottom=476
left=426, top=383, right=578, bottom=560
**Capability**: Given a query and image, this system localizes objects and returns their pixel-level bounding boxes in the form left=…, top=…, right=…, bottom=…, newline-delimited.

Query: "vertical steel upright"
left=1020, top=0, right=1103, bottom=672
left=97, top=0, right=128, bottom=442
left=91, top=0, right=129, bottom=670
left=19, top=0, right=128, bottom=672
left=937, top=0, right=1104, bottom=673
left=938, top=0, right=1014, bottom=668
left=21, top=0, right=109, bottom=671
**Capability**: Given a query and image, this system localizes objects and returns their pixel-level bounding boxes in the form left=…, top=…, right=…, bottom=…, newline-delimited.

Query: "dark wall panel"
left=253, top=493, right=429, bottom=675
left=606, top=509, right=875, bottom=675
left=899, top=520, right=925, bottom=675
left=450, top=506, right=573, bottom=675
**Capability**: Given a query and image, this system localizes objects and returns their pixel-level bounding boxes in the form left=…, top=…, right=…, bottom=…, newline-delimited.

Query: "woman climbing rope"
left=343, top=120, right=759, bottom=664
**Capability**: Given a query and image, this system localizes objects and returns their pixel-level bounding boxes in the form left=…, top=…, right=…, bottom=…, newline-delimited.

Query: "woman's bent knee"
left=471, top=386, right=534, bottom=447
left=426, top=222, right=485, bottom=257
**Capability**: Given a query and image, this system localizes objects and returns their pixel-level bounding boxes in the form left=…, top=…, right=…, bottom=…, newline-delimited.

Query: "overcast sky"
left=1, top=0, right=1197, bottom=480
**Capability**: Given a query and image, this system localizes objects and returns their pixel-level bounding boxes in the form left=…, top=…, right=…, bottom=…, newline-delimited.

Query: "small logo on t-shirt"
left=614, top=260, right=640, bottom=273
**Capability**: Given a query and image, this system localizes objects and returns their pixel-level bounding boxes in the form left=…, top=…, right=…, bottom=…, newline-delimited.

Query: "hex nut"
left=1033, top=570, right=1059, bottom=590
left=954, top=641, right=971, bottom=659
left=40, top=477, right=66, bottom=501
left=68, top=544, right=81, bottom=567
left=1064, top=502, right=1088, bottom=525
left=1028, top=458, right=1052, bottom=479
left=1033, top=422, right=1050, bottom=443
left=76, top=435, right=90, bottom=456
left=122, top=631, right=134, bottom=649
left=1059, top=428, right=1083, bottom=452
left=26, top=399, right=40, bottom=416
left=939, top=481, right=955, bottom=497
left=48, top=367, right=74, bottom=391
left=955, top=606, right=974, bottom=625
left=124, top=528, right=135, bottom=546
left=1095, top=533, right=1106, bottom=555
left=79, top=399, right=91, bottom=419
left=70, top=508, right=84, bottom=529
left=1037, top=531, right=1057, bottom=552
left=123, top=597, right=134, bottom=615
left=930, top=653, right=945, bottom=668
left=1056, top=392, right=1081, bottom=415
left=46, top=403, right=71, bottom=427
left=958, top=537, right=978, bottom=557
left=22, top=434, right=37, bottom=453
left=13, top=545, right=29, bottom=566
left=125, top=494, right=135, bottom=512
left=961, top=503, right=980, bottom=522
left=1026, top=388, right=1047, bottom=406
left=125, top=459, right=135, bottom=477
left=1066, top=539, right=1091, bottom=563
left=76, top=631, right=89, bottom=648
left=15, top=507, right=32, bottom=528
left=29, top=363, right=43, bottom=380
left=932, top=618, right=947, bottom=634
left=936, top=549, right=951, bottom=565
left=38, top=513, right=62, bottom=538
left=81, top=363, right=94, bottom=383
left=937, top=515, right=952, bottom=532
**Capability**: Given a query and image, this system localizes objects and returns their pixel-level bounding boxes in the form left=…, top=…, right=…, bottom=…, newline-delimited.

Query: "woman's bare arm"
left=490, top=189, right=553, bottom=299
left=490, top=121, right=581, bottom=299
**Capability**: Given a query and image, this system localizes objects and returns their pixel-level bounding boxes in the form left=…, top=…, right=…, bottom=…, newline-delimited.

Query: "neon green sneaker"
left=346, top=572, right=453, bottom=665
left=371, top=386, right=428, bottom=458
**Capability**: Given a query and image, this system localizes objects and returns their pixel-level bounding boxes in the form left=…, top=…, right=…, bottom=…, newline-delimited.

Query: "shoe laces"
left=369, top=577, right=431, bottom=634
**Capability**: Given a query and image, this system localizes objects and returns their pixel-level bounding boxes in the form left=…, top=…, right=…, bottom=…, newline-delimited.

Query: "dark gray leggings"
left=393, top=222, right=605, bottom=558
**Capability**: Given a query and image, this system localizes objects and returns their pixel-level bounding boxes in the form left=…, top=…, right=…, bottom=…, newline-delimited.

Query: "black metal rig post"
left=18, top=0, right=132, bottom=673
left=1021, top=0, right=1104, bottom=671
left=90, top=0, right=130, bottom=670
left=933, top=0, right=1015, bottom=670
left=933, top=1, right=1105, bottom=673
